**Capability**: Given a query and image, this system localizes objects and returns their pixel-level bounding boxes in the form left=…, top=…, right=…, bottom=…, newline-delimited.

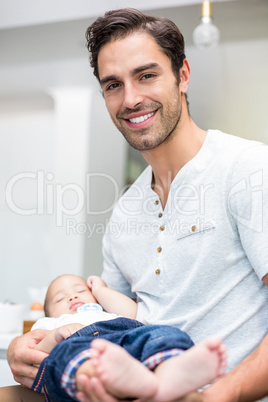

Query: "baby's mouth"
left=70, top=301, right=84, bottom=311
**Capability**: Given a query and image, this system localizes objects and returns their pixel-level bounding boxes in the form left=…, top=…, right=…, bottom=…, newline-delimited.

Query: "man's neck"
left=141, top=118, right=207, bottom=210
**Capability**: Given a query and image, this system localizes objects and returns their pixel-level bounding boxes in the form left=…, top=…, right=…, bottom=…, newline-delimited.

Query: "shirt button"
left=155, top=269, right=161, bottom=275
left=157, top=247, right=162, bottom=253
left=191, top=225, right=196, bottom=232
left=158, top=213, right=163, bottom=218
left=155, top=200, right=159, bottom=205
left=160, top=225, right=165, bottom=231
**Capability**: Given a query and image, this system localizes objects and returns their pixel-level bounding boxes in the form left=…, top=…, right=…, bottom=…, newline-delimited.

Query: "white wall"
left=187, top=39, right=268, bottom=144
left=0, top=88, right=127, bottom=305
left=0, top=106, right=56, bottom=304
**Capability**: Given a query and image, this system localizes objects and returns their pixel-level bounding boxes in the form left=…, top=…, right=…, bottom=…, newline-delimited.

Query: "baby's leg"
left=85, top=338, right=158, bottom=399
left=153, top=337, right=226, bottom=401
left=75, top=357, right=97, bottom=392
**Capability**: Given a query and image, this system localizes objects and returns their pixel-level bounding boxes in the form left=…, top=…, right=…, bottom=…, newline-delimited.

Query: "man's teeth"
left=129, top=112, right=154, bottom=124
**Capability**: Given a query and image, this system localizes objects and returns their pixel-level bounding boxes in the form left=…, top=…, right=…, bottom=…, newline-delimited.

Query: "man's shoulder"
left=209, top=129, right=268, bottom=162
left=209, top=129, right=266, bottom=149
left=208, top=130, right=268, bottom=189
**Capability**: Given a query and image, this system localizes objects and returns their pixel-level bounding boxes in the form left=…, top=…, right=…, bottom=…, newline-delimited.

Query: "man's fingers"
left=14, top=362, right=39, bottom=382
left=76, top=391, right=91, bottom=402
left=13, top=375, right=36, bottom=389
left=76, top=374, right=93, bottom=402
left=76, top=375, right=119, bottom=402
left=91, top=377, right=119, bottom=402
left=27, top=347, right=49, bottom=366
left=7, top=330, right=49, bottom=388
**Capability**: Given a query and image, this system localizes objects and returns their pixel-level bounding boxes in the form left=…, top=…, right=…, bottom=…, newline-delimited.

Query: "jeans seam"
left=146, top=336, right=164, bottom=346
left=76, top=324, right=100, bottom=337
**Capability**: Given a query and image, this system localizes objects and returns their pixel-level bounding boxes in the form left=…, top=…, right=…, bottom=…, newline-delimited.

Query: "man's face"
left=46, top=275, right=97, bottom=317
left=98, top=32, right=184, bottom=152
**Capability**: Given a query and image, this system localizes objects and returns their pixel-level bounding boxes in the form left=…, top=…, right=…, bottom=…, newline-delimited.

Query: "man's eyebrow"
left=100, top=75, right=120, bottom=87
left=99, top=63, right=160, bottom=87
left=132, top=63, right=160, bottom=76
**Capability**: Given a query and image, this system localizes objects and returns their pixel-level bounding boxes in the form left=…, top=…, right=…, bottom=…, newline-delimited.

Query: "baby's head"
left=44, top=274, right=97, bottom=317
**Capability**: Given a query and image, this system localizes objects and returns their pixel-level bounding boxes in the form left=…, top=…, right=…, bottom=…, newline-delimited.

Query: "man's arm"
left=7, top=329, right=50, bottom=388
left=203, top=274, right=268, bottom=402
left=88, top=276, right=137, bottom=319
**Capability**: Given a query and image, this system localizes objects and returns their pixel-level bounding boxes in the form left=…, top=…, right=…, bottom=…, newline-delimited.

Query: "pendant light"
left=193, top=0, right=220, bottom=50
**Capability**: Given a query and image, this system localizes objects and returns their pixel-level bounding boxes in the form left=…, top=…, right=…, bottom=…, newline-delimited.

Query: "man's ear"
left=180, top=59, right=190, bottom=94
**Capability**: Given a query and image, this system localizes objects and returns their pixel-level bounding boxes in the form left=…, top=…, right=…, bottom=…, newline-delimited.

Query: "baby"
left=31, top=274, right=226, bottom=401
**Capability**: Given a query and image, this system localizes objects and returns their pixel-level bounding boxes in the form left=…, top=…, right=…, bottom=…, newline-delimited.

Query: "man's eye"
left=106, top=82, right=120, bottom=91
left=141, top=73, right=155, bottom=80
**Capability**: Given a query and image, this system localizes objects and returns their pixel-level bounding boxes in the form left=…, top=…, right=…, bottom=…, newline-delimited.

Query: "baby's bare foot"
left=90, top=338, right=158, bottom=399
left=76, top=337, right=226, bottom=401
left=153, top=337, right=227, bottom=401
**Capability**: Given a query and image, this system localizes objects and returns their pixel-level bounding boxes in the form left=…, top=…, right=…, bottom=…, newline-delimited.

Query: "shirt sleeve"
left=228, top=143, right=268, bottom=281
left=101, top=220, right=136, bottom=299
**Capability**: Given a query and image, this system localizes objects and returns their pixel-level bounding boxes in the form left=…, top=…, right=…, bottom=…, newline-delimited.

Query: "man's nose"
left=123, top=82, right=144, bottom=109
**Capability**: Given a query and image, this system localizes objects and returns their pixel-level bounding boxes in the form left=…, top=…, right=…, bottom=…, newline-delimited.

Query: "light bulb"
left=193, top=1, right=220, bottom=50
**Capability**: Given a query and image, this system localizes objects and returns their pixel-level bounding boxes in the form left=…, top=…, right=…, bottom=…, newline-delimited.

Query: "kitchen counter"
left=0, top=331, right=22, bottom=387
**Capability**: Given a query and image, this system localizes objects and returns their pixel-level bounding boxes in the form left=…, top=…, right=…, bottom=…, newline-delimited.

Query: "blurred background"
left=0, top=0, right=267, bottom=306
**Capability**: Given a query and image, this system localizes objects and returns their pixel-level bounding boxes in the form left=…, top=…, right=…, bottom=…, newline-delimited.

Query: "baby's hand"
left=87, top=276, right=107, bottom=295
left=54, top=323, right=85, bottom=344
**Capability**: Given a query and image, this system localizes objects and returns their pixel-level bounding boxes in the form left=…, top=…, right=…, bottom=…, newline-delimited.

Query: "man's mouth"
left=128, top=111, right=155, bottom=124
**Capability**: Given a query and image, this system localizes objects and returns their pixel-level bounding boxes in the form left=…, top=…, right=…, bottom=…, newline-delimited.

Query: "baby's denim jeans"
left=32, top=317, right=194, bottom=401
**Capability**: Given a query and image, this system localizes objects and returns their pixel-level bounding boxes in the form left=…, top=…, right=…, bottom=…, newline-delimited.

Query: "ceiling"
left=0, top=0, right=233, bottom=29
left=0, top=0, right=267, bottom=67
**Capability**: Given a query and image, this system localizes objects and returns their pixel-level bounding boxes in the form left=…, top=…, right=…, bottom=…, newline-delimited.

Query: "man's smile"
left=123, top=110, right=157, bottom=128
left=128, top=111, right=155, bottom=124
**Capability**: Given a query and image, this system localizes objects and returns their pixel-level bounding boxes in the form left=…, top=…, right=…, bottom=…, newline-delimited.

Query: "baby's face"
left=46, top=275, right=97, bottom=317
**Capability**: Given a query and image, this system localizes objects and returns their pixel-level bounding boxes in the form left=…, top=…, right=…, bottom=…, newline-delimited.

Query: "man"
left=4, top=8, right=268, bottom=402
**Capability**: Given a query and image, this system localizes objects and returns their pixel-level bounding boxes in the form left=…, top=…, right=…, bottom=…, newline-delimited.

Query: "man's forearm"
left=203, top=335, right=268, bottom=402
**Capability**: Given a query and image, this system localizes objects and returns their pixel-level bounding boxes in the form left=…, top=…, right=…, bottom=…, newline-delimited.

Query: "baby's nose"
left=69, top=294, right=78, bottom=301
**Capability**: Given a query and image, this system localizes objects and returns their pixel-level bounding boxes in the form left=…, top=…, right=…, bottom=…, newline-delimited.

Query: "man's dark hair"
left=85, top=8, right=186, bottom=84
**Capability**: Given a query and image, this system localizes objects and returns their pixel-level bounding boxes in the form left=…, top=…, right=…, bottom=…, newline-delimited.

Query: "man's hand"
left=75, top=374, right=204, bottom=402
left=7, top=329, right=49, bottom=388
left=55, top=323, right=85, bottom=344
left=76, top=375, right=121, bottom=402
